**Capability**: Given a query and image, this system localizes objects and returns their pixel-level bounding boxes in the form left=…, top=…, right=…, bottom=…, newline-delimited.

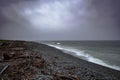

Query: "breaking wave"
left=46, top=44, right=120, bottom=71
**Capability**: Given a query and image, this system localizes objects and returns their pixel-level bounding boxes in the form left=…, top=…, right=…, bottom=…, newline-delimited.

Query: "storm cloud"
left=0, top=0, right=120, bottom=40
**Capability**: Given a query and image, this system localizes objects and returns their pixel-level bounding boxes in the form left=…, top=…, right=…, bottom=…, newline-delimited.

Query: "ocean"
left=40, top=41, right=120, bottom=71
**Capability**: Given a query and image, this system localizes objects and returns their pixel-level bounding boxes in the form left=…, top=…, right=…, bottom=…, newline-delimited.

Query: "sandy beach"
left=0, top=40, right=120, bottom=80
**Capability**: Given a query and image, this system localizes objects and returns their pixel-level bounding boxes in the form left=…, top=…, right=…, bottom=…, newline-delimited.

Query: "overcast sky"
left=0, top=0, right=120, bottom=40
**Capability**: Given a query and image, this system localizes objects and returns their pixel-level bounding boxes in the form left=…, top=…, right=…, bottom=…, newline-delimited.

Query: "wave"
left=45, top=43, right=120, bottom=71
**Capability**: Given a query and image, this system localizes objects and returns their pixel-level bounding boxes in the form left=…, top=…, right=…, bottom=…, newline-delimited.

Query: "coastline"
left=45, top=43, right=120, bottom=71
left=29, top=42, right=120, bottom=79
left=0, top=40, right=120, bottom=80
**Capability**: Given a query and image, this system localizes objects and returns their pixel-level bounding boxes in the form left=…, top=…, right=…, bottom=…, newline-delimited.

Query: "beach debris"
left=10, top=47, right=25, bottom=50
left=0, top=41, right=48, bottom=79
left=0, top=53, right=4, bottom=62
left=53, top=74, right=80, bottom=80
left=1, top=51, right=48, bottom=79
left=0, top=43, right=10, bottom=47
left=3, top=52, right=15, bottom=60
left=0, top=65, right=9, bottom=75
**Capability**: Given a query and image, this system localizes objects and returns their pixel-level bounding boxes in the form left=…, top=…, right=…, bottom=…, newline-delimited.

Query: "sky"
left=0, top=0, right=120, bottom=40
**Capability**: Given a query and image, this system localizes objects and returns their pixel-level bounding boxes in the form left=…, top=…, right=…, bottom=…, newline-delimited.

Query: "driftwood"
left=0, top=41, right=82, bottom=80
left=53, top=74, right=80, bottom=80
left=0, top=65, right=9, bottom=75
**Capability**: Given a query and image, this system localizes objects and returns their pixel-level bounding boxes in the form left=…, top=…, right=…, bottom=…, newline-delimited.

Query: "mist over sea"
left=39, top=41, right=120, bottom=71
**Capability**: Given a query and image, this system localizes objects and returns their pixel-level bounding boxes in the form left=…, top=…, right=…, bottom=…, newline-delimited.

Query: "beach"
left=0, top=40, right=120, bottom=80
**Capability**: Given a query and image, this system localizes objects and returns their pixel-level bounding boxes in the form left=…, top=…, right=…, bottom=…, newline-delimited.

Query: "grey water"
left=40, top=41, right=120, bottom=71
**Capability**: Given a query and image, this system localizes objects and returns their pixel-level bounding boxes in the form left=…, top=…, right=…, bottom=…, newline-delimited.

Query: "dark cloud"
left=0, top=0, right=120, bottom=40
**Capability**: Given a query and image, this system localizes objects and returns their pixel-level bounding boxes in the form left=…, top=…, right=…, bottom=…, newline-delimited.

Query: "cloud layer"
left=0, top=0, right=120, bottom=40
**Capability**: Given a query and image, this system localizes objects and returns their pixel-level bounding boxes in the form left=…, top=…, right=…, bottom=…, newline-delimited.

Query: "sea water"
left=40, top=41, right=120, bottom=71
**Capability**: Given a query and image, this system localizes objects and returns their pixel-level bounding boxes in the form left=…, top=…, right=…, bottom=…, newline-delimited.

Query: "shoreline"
left=29, top=42, right=120, bottom=79
left=0, top=40, right=120, bottom=80
left=45, top=43, right=120, bottom=71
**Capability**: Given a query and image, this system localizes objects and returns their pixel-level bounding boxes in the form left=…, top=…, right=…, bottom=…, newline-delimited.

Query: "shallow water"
left=39, top=41, right=120, bottom=71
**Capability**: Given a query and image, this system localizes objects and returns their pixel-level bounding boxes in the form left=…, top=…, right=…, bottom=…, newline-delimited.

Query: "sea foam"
left=46, top=44, right=120, bottom=71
